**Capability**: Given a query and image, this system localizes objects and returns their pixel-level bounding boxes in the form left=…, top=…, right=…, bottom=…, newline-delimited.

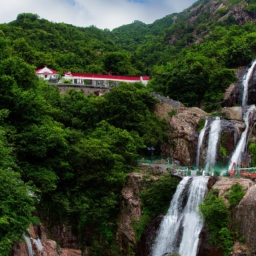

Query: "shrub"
left=217, top=8, right=228, bottom=16
left=226, top=183, right=245, bottom=208
left=220, top=146, right=227, bottom=159
left=140, top=173, right=180, bottom=216
left=197, top=118, right=206, bottom=132
left=219, top=227, right=233, bottom=256
left=199, top=189, right=233, bottom=255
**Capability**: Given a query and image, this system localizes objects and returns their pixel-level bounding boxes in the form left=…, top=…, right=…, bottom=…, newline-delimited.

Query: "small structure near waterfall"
left=36, top=66, right=58, bottom=82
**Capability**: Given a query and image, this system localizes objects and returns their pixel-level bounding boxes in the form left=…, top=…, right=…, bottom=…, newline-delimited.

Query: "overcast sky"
left=0, top=0, right=197, bottom=30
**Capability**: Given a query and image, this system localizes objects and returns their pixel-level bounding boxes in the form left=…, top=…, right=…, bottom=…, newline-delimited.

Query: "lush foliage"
left=133, top=174, right=180, bottom=243
left=227, top=183, right=245, bottom=208
left=140, top=174, right=181, bottom=216
left=0, top=47, right=167, bottom=253
left=0, top=126, right=38, bottom=254
left=1, top=0, right=256, bottom=252
left=199, top=189, right=233, bottom=256
left=249, top=141, right=256, bottom=166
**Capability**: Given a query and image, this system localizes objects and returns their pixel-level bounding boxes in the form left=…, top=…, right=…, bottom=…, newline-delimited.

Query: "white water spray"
left=228, top=105, right=256, bottom=170
left=151, top=176, right=209, bottom=256
left=196, top=119, right=208, bottom=167
left=242, top=60, right=256, bottom=106
left=205, top=117, right=221, bottom=172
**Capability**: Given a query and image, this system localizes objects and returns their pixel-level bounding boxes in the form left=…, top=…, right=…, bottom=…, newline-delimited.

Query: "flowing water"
left=242, top=60, right=256, bottom=106
left=23, top=234, right=33, bottom=256
left=151, top=176, right=209, bottom=256
left=33, top=238, right=43, bottom=251
left=228, top=105, right=256, bottom=170
left=196, top=118, right=208, bottom=167
left=205, top=117, right=221, bottom=172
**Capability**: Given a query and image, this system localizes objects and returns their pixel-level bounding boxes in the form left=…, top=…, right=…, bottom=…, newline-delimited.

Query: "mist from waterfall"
left=196, top=118, right=208, bottom=167
left=205, top=117, right=221, bottom=172
left=242, top=60, right=256, bottom=106
left=151, top=176, right=209, bottom=256
left=228, top=105, right=256, bottom=170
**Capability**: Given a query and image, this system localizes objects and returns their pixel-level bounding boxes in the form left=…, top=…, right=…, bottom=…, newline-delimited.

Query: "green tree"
left=199, top=189, right=233, bottom=255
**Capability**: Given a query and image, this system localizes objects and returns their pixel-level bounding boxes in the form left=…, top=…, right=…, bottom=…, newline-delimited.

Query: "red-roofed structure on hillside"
left=36, top=66, right=58, bottom=81
left=61, top=72, right=150, bottom=87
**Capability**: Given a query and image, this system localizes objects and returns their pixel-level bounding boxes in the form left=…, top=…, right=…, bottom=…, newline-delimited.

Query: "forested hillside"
left=1, top=0, right=256, bottom=254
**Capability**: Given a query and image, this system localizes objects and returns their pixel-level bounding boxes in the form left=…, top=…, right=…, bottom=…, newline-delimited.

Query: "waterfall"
left=242, top=60, right=256, bottom=106
left=23, top=234, right=34, bottom=256
left=151, top=176, right=209, bottom=256
left=33, top=238, right=43, bottom=251
left=205, top=117, right=221, bottom=172
left=228, top=105, right=256, bottom=170
left=196, top=118, right=208, bottom=167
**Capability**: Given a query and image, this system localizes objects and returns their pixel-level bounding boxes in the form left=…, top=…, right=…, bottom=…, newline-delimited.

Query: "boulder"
left=220, top=107, right=243, bottom=121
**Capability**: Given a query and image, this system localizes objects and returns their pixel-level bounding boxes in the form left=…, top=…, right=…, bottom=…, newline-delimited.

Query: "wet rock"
left=222, top=84, right=237, bottom=107
left=197, top=227, right=223, bottom=256
left=207, top=176, right=218, bottom=190
left=136, top=215, right=164, bottom=256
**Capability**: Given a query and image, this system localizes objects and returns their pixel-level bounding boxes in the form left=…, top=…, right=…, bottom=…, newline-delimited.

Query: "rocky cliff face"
left=116, top=166, right=170, bottom=256
left=231, top=183, right=256, bottom=254
left=168, top=107, right=208, bottom=166
left=11, top=224, right=82, bottom=256
left=198, top=177, right=254, bottom=256
left=163, top=105, right=247, bottom=167
left=181, top=0, right=256, bottom=41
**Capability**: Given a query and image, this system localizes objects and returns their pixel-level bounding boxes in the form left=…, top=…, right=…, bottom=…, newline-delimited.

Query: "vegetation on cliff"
left=0, top=55, right=168, bottom=253
left=199, top=183, right=245, bottom=256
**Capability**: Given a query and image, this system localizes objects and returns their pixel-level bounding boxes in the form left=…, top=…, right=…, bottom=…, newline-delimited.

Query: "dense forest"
left=1, top=0, right=256, bottom=254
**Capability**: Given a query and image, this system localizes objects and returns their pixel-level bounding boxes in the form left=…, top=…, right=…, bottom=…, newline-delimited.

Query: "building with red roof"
left=36, top=66, right=58, bottom=81
left=61, top=72, right=150, bottom=87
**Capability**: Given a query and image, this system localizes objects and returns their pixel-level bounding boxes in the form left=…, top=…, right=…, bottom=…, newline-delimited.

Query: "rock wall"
left=197, top=177, right=255, bottom=256
left=168, top=107, right=208, bottom=166
left=157, top=104, right=251, bottom=167
left=116, top=166, right=169, bottom=255
left=11, top=224, right=82, bottom=256
left=231, top=184, right=256, bottom=253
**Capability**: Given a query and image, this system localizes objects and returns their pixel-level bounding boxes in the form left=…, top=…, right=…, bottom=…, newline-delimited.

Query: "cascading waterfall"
left=151, top=176, right=209, bottom=256
left=242, top=60, right=256, bottom=106
left=205, top=117, right=221, bottom=172
left=228, top=105, right=256, bottom=170
left=23, top=234, right=33, bottom=256
left=196, top=118, right=208, bottom=167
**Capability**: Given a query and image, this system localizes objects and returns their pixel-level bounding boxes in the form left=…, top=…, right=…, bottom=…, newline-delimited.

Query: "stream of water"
left=242, top=60, right=256, bottom=106
left=151, top=176, right=209, bottom=256
left=205, top=117, right=221, bottom=172
left=196, top=119, right=208, bottom=167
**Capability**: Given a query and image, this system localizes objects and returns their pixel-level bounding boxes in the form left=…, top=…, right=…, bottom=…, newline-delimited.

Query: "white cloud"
left=0, top=0, right=196, bottom=30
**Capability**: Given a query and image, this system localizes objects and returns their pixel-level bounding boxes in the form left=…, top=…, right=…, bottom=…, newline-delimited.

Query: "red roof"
left=36, top=66, right=58, bottom=74
left=64, top=72, right=150, bottom=81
